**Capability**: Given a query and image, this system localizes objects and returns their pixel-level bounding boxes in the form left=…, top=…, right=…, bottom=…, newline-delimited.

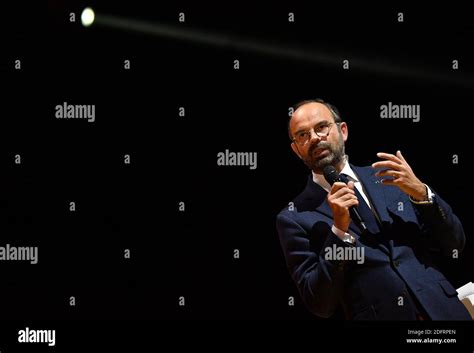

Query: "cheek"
left=326, top=137, right=337, bottom=147
left=299, top=147, right=311, bottom=159
left=331, top=133, right=344, bottom=145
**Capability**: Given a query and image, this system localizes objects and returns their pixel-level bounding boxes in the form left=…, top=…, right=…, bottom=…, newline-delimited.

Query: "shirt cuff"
left=410, top=184, right=435, bottom=205
left=332, top=225, right=355, bottom=244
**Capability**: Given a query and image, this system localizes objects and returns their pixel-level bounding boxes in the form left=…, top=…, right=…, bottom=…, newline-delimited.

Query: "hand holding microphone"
left=323, top=166, right=367, bottom=233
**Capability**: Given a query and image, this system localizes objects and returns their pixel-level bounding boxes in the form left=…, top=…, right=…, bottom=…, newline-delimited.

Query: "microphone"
left=323, top=165, right=367, bottom=231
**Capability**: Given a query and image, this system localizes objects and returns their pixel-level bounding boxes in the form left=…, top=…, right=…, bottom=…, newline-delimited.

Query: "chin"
left=315, top=156, right=333, bottom=168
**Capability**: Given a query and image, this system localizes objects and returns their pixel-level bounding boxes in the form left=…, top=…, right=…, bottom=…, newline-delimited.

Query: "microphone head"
left=323, top=165, right=339, bottom=185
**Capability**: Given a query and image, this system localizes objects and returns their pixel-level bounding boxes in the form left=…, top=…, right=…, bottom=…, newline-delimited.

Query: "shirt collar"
left=312, top=156, right=359, bottom=192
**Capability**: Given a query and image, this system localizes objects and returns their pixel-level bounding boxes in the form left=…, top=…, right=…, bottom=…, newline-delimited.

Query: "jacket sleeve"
left=412, top=191, right=466, bottom=256
left=276, top=213, right=355, bottom=318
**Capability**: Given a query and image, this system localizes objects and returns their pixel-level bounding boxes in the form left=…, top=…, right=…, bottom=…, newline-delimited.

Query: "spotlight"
left=81, top=7, right=95, bottom=27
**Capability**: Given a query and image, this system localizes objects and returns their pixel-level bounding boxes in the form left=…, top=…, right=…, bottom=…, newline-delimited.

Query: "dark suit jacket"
left=276, top=165, right=471, bottom=320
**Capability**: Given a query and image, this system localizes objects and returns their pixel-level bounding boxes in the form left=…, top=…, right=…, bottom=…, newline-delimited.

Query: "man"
left=276, top=99, right=471, bottom=320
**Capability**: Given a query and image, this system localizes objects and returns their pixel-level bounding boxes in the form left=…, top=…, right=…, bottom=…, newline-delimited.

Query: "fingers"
left=330, top=182, right=355, bottom=197
left=396, top=150, right=406, bottom=162
left=338, top=193, right=358, bottom=202
left=329, top=193, right=359, bottom=208
left=375, top=170, right=402, bottom=178
left=373, top=151, right=412, bottom=177
left=372, top=160, right=402, bottom=170
left=327, top=181, right=359, bottom=232
left=329, top=182, right=359, bottom=207
left=376, top=152, right=402, bottom=164
left=340, top=198, right=359, bottom=208
left=380, top=179, right=396, bottom=186
left=372, top=151, right=409, bottom=172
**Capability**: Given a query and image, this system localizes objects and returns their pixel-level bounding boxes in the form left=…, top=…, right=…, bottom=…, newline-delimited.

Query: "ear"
left=291, top=142, right=303, bottom=159
left=339, top=122, right=348, bottom=143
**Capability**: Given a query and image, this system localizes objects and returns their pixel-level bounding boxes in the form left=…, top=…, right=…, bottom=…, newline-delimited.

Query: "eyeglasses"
left=292, top=122, right=339, bottom=146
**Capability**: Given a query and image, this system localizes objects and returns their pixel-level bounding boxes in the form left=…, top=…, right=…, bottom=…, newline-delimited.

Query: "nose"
left=308, top=129, right=322, bottom=143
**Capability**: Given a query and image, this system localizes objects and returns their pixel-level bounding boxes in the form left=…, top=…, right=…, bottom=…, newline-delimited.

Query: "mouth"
left=312, top=148, right=327, bottom=157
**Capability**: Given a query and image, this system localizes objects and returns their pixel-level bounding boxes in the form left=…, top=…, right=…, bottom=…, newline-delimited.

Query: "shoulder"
left=276, top=176, right=327, bottom=226
left=277, top=189, right=308, bottom=219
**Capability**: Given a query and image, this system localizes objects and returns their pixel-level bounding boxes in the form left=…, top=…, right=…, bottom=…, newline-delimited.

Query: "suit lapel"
left=351, top=165, right=392, bottom=255
left=351, top=165, right=391, bottom=224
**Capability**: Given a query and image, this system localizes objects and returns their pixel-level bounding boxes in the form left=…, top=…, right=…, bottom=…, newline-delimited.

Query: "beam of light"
left=84, top=11, right=473, bottom=89
left=81, top=7, right=95, bottom=27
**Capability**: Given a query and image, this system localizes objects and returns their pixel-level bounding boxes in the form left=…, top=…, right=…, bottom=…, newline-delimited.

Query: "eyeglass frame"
left=291, top=121, right=341, bottom=146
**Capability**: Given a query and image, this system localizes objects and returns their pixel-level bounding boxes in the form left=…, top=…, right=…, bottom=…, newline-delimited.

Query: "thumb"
left=347, top=180, right=355, bottom=190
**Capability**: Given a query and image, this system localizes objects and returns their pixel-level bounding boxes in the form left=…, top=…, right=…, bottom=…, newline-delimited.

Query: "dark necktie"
left=340, top=173, right=380, bottom=234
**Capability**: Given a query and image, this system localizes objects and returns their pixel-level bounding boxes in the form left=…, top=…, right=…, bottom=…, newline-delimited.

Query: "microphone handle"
left=349, top=207, right=367, bottom=231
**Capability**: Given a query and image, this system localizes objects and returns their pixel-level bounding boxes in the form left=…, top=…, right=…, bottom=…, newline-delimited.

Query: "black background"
left=1, top=1, right=473, bottom=351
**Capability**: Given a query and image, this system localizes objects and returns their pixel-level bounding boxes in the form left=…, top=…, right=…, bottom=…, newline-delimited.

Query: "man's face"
left=289, top=102, right=348, bottom=173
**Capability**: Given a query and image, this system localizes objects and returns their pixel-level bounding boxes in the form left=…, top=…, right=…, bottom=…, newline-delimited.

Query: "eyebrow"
left=293, top=120, right=331, bottom=135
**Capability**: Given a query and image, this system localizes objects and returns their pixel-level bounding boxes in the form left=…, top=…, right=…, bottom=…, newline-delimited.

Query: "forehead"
left=290, top=103, right=334, bottom=131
